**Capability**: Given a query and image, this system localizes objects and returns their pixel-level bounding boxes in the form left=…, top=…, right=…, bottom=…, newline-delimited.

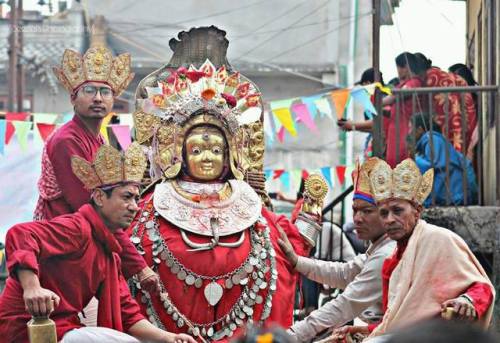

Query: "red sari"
left=386, top=77, right=423, bottom=167
left=424, top=67, right=476, bottom=153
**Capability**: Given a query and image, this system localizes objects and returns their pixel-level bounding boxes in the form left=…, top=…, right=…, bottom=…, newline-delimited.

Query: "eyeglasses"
left=79, top=85, right=114, bottom=99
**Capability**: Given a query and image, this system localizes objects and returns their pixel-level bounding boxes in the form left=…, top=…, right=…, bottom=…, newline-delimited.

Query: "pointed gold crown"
left=369, top=158, right=434, bottom=205
left=71, top=142, right=147, bottom=190
left=352, top=157, right=382, bottom=204
left=53, top=46, right=135, bottom=96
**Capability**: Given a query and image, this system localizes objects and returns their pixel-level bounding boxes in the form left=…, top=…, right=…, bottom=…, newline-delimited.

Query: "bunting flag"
left=36, top=123, right=57, bottom=142
left=336, top=165, right=347, bottom=186
left=350, top=88, right=377, bottom=116
left=376, top=82, right=392, bottom=95
left=301, top=95, right=321, bottom=119
left=33, top=113, right=59, bottom=144
left=110, top=125, right=132, bottom=150
left=264, top=169, right=272, bottom=182
left=344, top=165, right=355, bottom=186
left=100, top=112, right=115, bottom=142
left=320, top=166, right=333, bottom=188
left=290, top=169, right=302, bottom=190
left=0, top=120, right=6, bottom=154
left=277, top=126, right=286, bottom=143
left=5, top=112, right=29, bottom=145
left=291, top=103, right=318, bottom=133
left=273, top=169, right=285, bottom=180
left=272, top=107, right=296, bottom=136
left=314, top=97, right=333, bottom=119
left=12, top=121, right=32, bottom=152
left=263, top=110, right=275, bottom=145
left=330, top=89, right=350, bottom=120
left=270, top=98, right=296, bottom=110
left=301, top=169, right=310, bottom=180
left=280, top=171, right=291, bottom=191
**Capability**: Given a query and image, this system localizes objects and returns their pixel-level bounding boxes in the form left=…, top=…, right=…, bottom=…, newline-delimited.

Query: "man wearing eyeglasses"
left=33, top=47, right=159, bottom=323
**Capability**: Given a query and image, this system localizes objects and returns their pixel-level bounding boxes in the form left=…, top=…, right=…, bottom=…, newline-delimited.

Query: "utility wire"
left=234, top=0, right=331, bottom=61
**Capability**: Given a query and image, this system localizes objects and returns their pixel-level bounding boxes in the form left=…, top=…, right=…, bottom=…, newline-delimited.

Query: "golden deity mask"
left=133, top=26, right=266, bottom=184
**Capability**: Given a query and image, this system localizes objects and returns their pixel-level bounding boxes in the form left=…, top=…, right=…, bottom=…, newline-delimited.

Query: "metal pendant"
left=204, top=281, right=224, bottom=306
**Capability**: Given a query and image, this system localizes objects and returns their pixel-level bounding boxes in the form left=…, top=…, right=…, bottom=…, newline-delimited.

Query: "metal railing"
left=373, top=85, right=499, bottom=206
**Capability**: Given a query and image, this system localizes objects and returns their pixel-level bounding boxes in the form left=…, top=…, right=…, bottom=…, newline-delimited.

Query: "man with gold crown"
left=34, top=46, right=158, bottom=300
left=127, top=26, right=329, bottom=341
left=277, top=158, right=395, bottom=342
left=331, top=158, right=494, bottom=342
left=0, top=144, right=196, bottom=343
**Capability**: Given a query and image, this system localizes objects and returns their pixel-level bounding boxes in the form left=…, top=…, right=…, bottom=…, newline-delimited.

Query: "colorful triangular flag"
left=301, top=95, right=321, bottom=119
left=277, top=126, right=286, bottom=143
left=100, top=112, right=115, bottom=143
left=273, top=169, right=285, bottom=180
left=350, top=88, right=377, bottom=116
left=36, top=123, right=57, bottom=142
left=12, top=121, right=32, bottom=152
left=330, top=89, right=350, bottom=120
left=110, top=125, right=132, bottom=150
left=292, top=103, right=318, bottom=134
left=5, top=112, right=29, bottom=145
left=336, top=165, right=347, bottom=186
left=320, top=166, right=333, bottom=188
left=314, top=97, right=333, bottom=119
left=280, top=171, right=291, bottom=191
left=272, top=107, right=296, bottom=136
left=0, top=120, right=6, bottom=154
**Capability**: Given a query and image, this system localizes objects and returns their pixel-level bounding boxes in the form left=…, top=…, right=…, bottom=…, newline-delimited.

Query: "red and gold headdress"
left=133, top=27, right=266, bottom=194
left=53, top=46, right=134, bottom=96
left=352, top=157, right=381, bottom=205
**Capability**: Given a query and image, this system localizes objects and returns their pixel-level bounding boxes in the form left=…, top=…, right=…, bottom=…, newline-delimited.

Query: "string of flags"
left=265, top=82, right=389, bottom=144
left=0, top=112, right=133, bottom=155
left=264, top=165, right=355, bottom=192
left=0, top=82, right=390, bottom=154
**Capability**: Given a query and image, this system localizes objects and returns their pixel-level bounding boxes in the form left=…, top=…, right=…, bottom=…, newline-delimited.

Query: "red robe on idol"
left=127, top=180, right=309, bottom=342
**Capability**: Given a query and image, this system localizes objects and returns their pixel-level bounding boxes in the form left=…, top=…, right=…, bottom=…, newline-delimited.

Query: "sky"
left=380, top=0, right=466, bottom=81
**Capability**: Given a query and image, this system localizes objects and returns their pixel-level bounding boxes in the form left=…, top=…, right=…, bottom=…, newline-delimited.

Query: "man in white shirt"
left=278, top=158, right=395, bottom=342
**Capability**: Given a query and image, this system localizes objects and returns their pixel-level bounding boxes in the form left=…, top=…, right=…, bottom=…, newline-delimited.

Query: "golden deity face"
left=184, top=126, right=226, bottom=181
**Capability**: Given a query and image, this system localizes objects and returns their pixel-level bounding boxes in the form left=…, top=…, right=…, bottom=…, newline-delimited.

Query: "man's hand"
left=441, top=296, right=477, bottom=321
left=18, top=268, right=60, bottom=317
left=23, top=286, right=60, bottom=317
left=138, top=267, right=161, bottom=295
left=276, top=224, right=298, bottom=268
left=330, top=325, right=369, bottom=343
left=167, top=332, right=197, bottom=343
left=337, top=119, right=353, bottom=131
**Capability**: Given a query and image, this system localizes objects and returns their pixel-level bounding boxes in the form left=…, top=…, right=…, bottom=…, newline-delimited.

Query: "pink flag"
left=110, top=125, right=132, bottom=150
left=277, top=126, right=286, bottom=143
left=292, top=103, right=318, bottom=134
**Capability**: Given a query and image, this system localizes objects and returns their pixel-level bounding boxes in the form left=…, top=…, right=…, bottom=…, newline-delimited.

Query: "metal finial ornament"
left=304, top=174, right=328, bottom=203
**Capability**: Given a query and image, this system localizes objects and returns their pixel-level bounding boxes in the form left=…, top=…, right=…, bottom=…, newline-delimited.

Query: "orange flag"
left=330, top=89, right=350, bottom=120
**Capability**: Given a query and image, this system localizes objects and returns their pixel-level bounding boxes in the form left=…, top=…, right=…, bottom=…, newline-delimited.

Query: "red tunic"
left=34, top=114, right=146, bottom=278
left=0, top=204, right=144, bottom=343
left=127, top=192, right=309, bottom=342
left=386, top=77, right=423, bottom=167
left=36, top=115, right=104, bottom=219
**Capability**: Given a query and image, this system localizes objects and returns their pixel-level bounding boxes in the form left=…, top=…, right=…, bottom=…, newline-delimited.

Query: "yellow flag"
left=330, top=89, right=350, bottom=120
left=100, top=112, right=115, bottom=143
left=272, top=107, right=297, bottom=136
